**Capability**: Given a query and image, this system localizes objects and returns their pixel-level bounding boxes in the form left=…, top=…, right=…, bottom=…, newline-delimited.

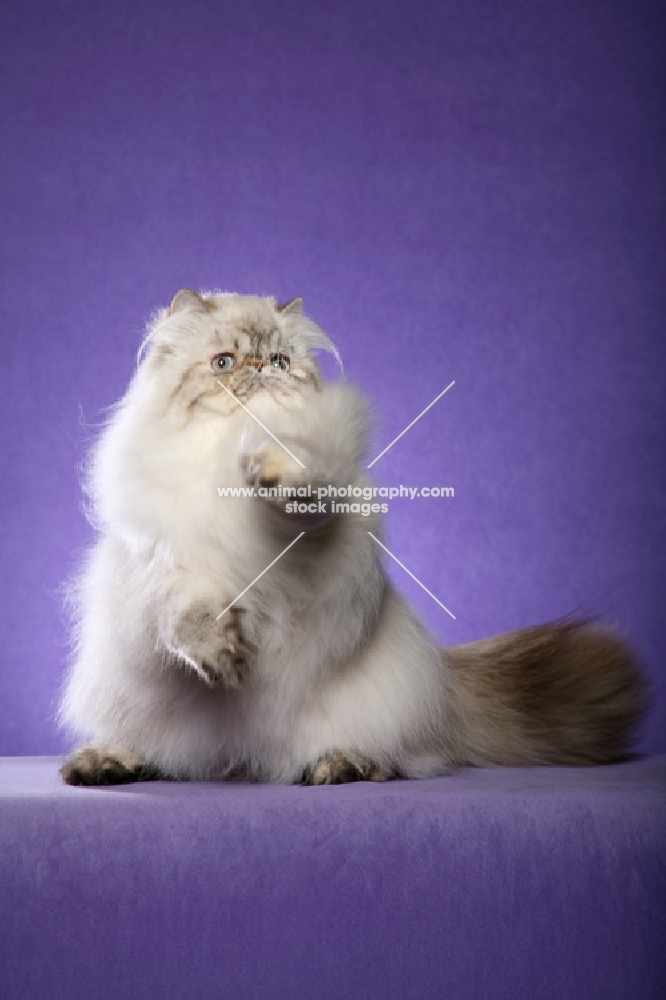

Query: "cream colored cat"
left=58, top=291, right=646, bottom=785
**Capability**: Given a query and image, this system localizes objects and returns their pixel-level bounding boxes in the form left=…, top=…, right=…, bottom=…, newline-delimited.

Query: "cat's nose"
left=243, top=357, right=264, bottom=371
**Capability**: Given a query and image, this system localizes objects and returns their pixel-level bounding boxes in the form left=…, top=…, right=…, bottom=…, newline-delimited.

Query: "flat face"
left=144, top=293, right=323, bottom=416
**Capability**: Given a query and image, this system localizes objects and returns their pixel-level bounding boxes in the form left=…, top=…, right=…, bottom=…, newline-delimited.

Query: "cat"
left=58, top=290, right=647, bottom=785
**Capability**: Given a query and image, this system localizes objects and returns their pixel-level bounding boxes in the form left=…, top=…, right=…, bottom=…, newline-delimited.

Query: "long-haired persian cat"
left=59, top=291, right=647, bottom=785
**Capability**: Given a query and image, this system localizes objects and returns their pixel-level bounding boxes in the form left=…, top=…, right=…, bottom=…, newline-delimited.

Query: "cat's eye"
left=269, top=353, right=290, bottom=372
left=211, top=352, right=236, bottom=372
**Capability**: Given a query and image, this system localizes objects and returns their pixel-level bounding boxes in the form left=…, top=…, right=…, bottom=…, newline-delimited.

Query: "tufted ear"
left=168, top=289, right=207, bottom=315
left=276, top=297, right=303, bottom=316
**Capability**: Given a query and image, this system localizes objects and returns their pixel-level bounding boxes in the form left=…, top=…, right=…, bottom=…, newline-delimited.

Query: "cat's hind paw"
left=300, top=750, right=388, bottom=785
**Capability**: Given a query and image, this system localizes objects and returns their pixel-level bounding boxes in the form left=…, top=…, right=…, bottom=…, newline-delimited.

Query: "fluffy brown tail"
left=446, top=618, right=649, bottom=767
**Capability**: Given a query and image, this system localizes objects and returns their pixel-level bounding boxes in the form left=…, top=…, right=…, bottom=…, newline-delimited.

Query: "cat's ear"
left=168, top=289, right=207, bottom=315
left=276, top=297, right=303, bottom=316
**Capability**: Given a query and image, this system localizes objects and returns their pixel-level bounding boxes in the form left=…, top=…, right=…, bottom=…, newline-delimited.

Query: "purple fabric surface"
left=1, top=756, right=665, bottom=999
left=0, top=0, right=664, bottom=757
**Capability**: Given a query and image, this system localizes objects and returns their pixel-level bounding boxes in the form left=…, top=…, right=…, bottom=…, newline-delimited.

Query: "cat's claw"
left=198, top=648, right=248, bottom=689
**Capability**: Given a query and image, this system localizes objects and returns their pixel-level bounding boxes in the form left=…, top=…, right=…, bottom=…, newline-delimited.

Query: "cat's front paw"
left=169, top=604, right=256, bottom=689
left=241, top=441, right=333, bottom=529
left=241, top=441, right=308, bottom=494
left=301, top=750, right=388, bottom=785
left=61, top=743, right=159, bottom=786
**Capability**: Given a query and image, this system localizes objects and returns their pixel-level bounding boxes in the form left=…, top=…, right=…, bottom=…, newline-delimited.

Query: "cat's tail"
left=445, top=617, right=649, bottom=766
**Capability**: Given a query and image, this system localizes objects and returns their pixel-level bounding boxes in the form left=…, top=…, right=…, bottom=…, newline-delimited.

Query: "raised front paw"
left=241, top=441, right=335, bottom=530
left=301, top=750, right=388, bottom=785
left=241, top=440, right=308, bottom=494
left=169, top=603, right=256, bottom=689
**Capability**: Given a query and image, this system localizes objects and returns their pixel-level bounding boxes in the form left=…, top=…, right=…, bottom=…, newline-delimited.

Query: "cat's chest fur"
left=101, top=403, right=247, bottom=561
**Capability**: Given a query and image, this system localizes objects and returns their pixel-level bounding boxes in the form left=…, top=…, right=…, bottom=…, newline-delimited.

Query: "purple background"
left=1, top=0, right=664, bottom=755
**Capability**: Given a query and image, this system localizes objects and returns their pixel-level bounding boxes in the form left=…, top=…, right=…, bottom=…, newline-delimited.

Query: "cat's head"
left=138, top=290, right=340, bottom=418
